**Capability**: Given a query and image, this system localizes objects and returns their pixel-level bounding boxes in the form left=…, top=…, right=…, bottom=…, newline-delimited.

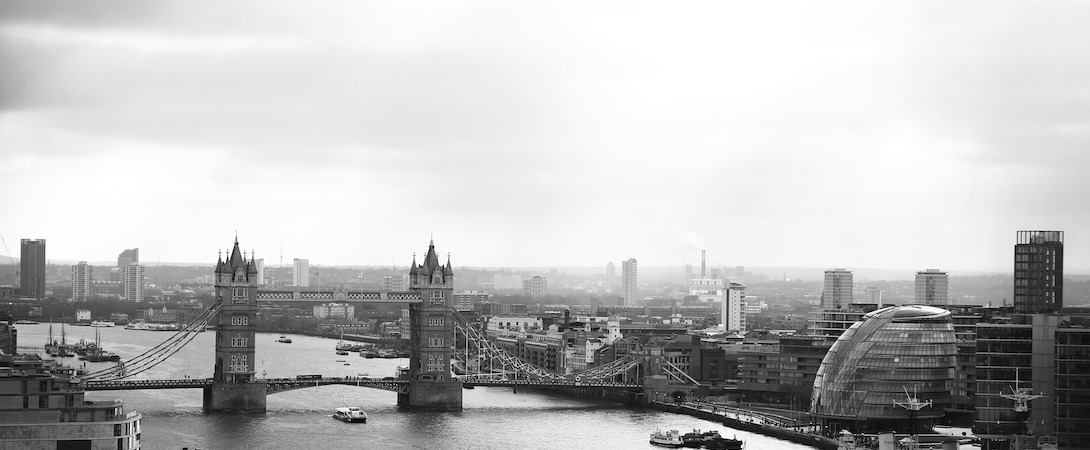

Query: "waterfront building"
left=914, top=269, right=949, bottom=305
left=71, top=261, right=93, bottom=302
left=622, top=258, right=638, bottom=306
left=523, top=276, right=547, bottom=299
left=739, top=334, right=829, bottom=408
left=292, top=258, right=309, bottom=287
left=121, top=264, right=144, bottom=302
left=807, top=305, right=876, bottom=343
left=313, top=303, right=355, bottom=320
left=821, top=269, right=852, bottom=310
left=1013, top=230, right=1063, bottom=314
left=810, top=305, right=957, bottom=435
left=0, top=353, right=143, bottom=448
left=19, top=238, right=46, bottom=300
left=974, top=314, right=1090, bottom=449
left=208, top=238, right=263, bottom=412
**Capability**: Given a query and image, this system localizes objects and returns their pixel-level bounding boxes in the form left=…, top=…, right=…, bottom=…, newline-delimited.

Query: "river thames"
left=17, top=323, right=818, bottom=449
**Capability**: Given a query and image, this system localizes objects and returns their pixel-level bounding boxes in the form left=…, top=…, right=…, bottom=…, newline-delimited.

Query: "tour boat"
left=650, top=429, right=684, bottom=448
left=90, top=320, right=116, bottom=327
left=277, top=335, right=292, bottom=343
left=333, top=406, right=367, bottom=423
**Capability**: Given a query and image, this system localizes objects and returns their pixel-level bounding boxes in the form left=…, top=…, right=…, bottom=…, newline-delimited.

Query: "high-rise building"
left=1014, top=230, right=1063, bottom=314
left=864, top=286, right=883, bottom=307
left=122, top=264, right=144, bottom=302
left=605, top=262, right=616, bottom=287
left=70, top=261, right=93, bottom=302
left=822, top=268, right=853, bottom=310
left=19, top=239, right=46, bottom=300
left=621, top=258, right=638, bottom=306
left=256, top=258, right=265, bottom=285
left=684, top=264, right=693, bottom=283
left=915, top=269, right=949, bottom=305
left=523, top=276, right=547, bottom=298
left=701, top=250, right=706, bottom=278
left=724, top=282, right=746, bottom=332
left=293, top=258, right=310, bottom=287
left=117, top=248, right=139, bottom=268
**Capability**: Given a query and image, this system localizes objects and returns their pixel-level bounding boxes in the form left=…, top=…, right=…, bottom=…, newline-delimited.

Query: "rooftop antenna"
left=1000, top=368, right=1042, bottom=413
left=894, top=385, right=931, bottom=450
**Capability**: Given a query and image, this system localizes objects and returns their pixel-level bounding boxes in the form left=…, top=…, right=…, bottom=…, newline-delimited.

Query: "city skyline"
left=3, top=2, right=1090, bottom=272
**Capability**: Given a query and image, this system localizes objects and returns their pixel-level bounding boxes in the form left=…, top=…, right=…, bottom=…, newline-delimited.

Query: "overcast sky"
left=2, top=1, right=1088, bottom=273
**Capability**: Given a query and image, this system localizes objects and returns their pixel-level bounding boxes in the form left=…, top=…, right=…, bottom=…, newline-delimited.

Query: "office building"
left=70, top=261, right=93, bottom=302
left=19, top=238, right=46, bottom=300
left=811, top=305, right=957, bottom=435
left=1014, top=230, right=1063, bottom=314
left=605, top=262, right=615, bottom=287
left=822, top=269, right=853, bottom=310
left=122, top=263, right=144, bottom=302
left=523, top=276, right=547, bottom=298
left=622, top=258, right=638, bottom=306
left=915, top=269, right=949, bottom=305
left=117, top=248, right=139, bottom=268
left=293, top=258, right=309, bottom=287
left=974, top=314, right=1090, bottom=449
left=383, top=275, right=408, bottom=291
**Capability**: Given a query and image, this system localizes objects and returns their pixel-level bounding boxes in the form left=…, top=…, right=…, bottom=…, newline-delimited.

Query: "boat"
left=14, top=319, right=39, bottom=324
left=332, top=406, right=367, bottom=423
left=277, top=335, right=292, bottom=343
left=650, top=429, right=685, bottom=448
left=90, top=320, right=116, bottom=327
left=336, top=350, right=349, bottom=356
left=686, top=430, right=742, bottom=450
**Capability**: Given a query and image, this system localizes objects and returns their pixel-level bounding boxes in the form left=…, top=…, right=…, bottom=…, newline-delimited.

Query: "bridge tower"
left=398, top=239, right=462, bottom=410
left=203, top=237, right=267, bottom=413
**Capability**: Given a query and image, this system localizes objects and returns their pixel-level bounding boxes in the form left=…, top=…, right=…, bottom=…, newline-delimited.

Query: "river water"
left=16, top=323, right=817, bottom=449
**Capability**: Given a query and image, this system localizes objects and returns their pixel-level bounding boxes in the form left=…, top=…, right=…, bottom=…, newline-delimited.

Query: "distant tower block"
left=399, top=239, right=461, bottom=411
left=204, top=237, right=266, bottom=413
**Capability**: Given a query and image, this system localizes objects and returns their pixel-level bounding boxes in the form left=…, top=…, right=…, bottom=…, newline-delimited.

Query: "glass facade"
left=810, top=305, right=957, bottom=434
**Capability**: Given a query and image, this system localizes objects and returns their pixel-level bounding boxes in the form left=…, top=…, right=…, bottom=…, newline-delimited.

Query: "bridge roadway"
left=78, top=377, right=641, bottom=393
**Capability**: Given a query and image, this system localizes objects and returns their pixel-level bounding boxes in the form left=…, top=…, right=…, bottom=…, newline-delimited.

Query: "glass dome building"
left=810, top=305, right=957, bottom=434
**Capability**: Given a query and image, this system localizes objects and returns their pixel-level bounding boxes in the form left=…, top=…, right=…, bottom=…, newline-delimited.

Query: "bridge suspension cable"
left=82, top=302, right=222, bottom=381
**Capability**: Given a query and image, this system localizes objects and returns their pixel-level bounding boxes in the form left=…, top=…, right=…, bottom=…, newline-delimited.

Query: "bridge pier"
left=203, top=381, right=267, bottom=413
left=397, top=380, right=462, bottom=411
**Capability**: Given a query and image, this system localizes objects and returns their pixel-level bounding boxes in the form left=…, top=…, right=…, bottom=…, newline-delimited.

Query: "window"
left=428, top=337, right=445, bottom=348
left=231, top=337, right=248, bottom=347
left=233, top=288, right=246, bottom=298
left=430, top=290, right=445, bottom=305
left=231, top=315, right=248, bottom=326
left=428, top=316, right=445, bottom=327
left=426, top=354, right=445, bottom=372
left=229, top=354, right=248, bottom=373
left=39, top=395, right=48, bottom=408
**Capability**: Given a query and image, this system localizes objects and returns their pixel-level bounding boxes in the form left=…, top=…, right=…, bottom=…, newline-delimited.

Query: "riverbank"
left=652, top=400, right=838, bottom=450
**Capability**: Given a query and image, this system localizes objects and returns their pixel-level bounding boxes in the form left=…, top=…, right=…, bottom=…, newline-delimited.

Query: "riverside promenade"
left=651, top=400, right=838, bottom=450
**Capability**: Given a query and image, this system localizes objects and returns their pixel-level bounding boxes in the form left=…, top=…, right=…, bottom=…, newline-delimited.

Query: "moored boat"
left=277, top=335, right=292, bottom=343
left=651, top=429, right=685, bottom=448
left=333, top=406, right=367, bottom=423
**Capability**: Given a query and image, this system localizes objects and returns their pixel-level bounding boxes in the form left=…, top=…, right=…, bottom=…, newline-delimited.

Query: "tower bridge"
left=71, top=236, right=691, bottom=413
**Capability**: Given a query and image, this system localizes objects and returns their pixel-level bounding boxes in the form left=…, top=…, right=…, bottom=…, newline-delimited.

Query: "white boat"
left=90, top=321, right=115, bottom=327
left=650, top=429, right=684, bottom=448
left=333, top=407, right=367, bottom=423
left=277, top=335, right=292, bottom=343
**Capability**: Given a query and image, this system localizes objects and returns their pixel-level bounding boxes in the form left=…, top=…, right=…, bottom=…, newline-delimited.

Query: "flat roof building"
left=1014, top=230, right=1063, bottom=314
